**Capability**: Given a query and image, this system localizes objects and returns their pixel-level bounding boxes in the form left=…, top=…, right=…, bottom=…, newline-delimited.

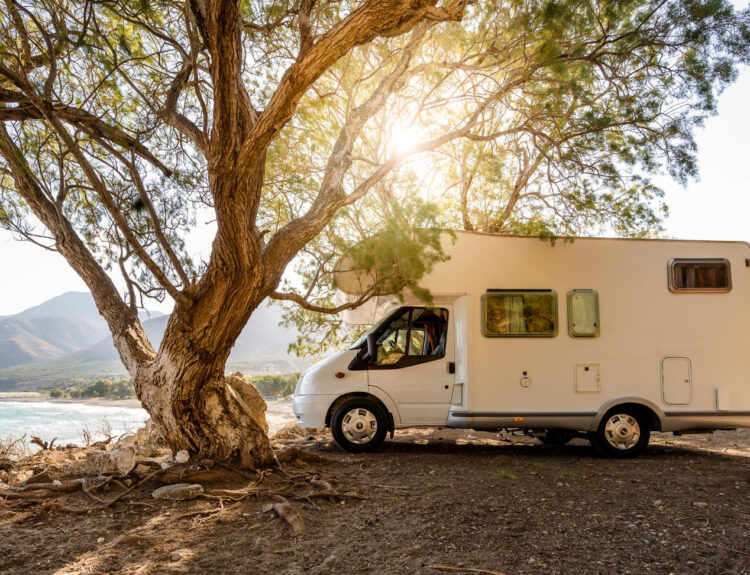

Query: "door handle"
left=448, top=362, right=455, bottom=374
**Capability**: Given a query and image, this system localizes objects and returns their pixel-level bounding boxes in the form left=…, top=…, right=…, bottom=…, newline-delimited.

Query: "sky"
left=1, top=6, right=749, bottom=316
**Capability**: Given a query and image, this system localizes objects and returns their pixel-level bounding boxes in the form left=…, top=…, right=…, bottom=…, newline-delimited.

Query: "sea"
left=0, top=399, right=296, bottom=447
left=0, top=401, right=149, bottom=446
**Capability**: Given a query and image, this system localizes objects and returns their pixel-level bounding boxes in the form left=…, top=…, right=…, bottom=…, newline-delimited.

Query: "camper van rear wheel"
left=331, top=398, right=387, bottom=453
left=592, top=408, right=651, bottom=458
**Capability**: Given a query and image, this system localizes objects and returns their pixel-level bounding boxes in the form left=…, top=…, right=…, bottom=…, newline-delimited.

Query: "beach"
left=0, top=397, right=296, bottom=446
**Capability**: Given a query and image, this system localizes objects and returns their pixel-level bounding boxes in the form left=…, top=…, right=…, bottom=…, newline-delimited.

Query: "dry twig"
left=266, top=495, right=305, bottom=535
left=429, top=566, right=506, bottom=575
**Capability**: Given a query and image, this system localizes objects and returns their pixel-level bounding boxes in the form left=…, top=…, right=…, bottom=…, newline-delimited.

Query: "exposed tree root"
left=275, top=447, right=334, bottom=465
left=429, top=566, right=506, bottom=575
left=266, top=495, right=305, bottom=535
left=0, top=434, right=365, bottom=539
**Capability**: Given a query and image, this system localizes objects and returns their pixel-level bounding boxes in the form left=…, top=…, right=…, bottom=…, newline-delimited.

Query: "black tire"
left=330, top=397, right=388, bottom=453
left=538, top=429, right=573, bottom=446
left=591, top=407, right=651, bottom=458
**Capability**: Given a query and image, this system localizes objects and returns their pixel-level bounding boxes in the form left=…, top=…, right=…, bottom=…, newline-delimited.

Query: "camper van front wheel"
left=592, top=408, right=651, bottom=458
left=331, top=398, right=387, bottom=453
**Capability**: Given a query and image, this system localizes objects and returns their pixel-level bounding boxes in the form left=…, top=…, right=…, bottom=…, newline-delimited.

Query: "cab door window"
left=373, top=307, right=448, bottom=368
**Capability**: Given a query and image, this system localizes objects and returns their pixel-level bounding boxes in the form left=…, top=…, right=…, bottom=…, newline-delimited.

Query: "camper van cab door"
left=367, top=306, right=454, bottom=425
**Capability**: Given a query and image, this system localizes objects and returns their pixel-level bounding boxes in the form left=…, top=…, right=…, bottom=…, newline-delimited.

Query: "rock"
left=7, top=470, right=32, bottom=487
left=226, top=373, right=268, bottom=432
left=653, top=500, right=663, bottom=507
left=692, top=501, right=708, bottom=508
left=109, top=448, right=137, bottom=475
left=97, top=537, right=105, bottom=544
left=152, top=483, right=204, bottom=501
left=169, top=548, right=194, bottom=563
left=24, top=469, right=53, bottom=485
left=174, top=450, right=190, bottom=464
left=86, top=447, right=136, bottom=476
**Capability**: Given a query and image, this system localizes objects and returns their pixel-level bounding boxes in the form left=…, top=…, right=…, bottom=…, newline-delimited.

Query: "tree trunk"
left=136, top=363, right=275, bottom=469
left=133, top=275, right=278, bottom=468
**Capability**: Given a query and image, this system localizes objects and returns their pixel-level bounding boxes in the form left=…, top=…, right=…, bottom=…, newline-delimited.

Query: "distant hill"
left=0, top=292, right=308, bottom=387
left=3, top=291, right=162, bottom=323
left=0, top=316, right=108, bottom=366
left=0, top=292, right=163, bottom=369
left=68, top=303, right=305, bottom=365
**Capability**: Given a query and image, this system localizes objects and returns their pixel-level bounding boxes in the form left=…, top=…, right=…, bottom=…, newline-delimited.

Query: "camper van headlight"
left=295, top=371, right=313, bottom=396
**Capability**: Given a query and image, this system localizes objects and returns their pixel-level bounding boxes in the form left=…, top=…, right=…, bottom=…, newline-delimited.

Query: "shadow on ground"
left=2, top=429, right=749, bottom=575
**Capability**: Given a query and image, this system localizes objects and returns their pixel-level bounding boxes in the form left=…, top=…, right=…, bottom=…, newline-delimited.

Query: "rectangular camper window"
left=668, top=258, right=731, bottom=292
left=568, top=289, right=600, bottom=337
left=482, top=291, right=557, bottom=337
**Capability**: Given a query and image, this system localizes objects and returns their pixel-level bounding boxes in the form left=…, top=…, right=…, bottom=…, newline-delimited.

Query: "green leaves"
left=1, top=0, right=748, bottom=345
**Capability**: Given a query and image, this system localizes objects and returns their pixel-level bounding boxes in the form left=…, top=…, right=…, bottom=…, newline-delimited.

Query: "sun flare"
left=389, top=123, right=425, bottom=155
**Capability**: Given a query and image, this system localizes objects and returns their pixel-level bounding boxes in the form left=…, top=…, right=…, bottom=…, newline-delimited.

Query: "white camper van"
left=292, top=232, right=750, bottom=457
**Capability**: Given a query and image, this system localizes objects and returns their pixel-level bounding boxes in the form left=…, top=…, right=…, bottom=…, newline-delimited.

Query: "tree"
left=0, top=0, right=747, bottom=468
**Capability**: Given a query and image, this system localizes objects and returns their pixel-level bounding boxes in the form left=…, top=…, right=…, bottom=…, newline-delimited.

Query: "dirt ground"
left=1, top=427, right=749, bottom=575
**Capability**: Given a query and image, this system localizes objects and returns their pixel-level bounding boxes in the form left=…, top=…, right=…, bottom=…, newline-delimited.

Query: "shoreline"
left=0, top=396, right=292, bottom=410
left=0, top=397, right=145, bottom=409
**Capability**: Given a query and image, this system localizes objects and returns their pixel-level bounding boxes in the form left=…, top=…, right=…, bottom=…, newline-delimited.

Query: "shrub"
left=247, top=373, right=299, bottom=398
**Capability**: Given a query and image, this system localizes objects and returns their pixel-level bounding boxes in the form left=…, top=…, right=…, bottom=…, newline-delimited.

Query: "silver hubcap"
left=604, top=414, right=641, bottom=450
left=341, top=408, right=378, bottom=444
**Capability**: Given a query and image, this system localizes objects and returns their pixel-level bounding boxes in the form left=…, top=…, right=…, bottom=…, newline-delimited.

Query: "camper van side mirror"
left=366, top=333, right=378, bottom=361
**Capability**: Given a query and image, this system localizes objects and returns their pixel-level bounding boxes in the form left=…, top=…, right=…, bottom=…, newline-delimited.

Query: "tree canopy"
left=0, top=0, right=748, bottom=466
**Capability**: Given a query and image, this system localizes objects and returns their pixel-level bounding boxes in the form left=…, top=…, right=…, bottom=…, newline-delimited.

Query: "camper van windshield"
left=349, top=312, right=396, bottom=350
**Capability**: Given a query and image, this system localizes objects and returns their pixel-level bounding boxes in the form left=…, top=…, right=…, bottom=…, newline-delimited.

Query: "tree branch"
left=270, top=279, right=387, bottom=315
left=239, top=0, right=468, bottom=165
left=0, top=124, right=155, bottom=374
left=40, top=107, right=189, bottom=305
left=0, top=85, right=172, bottom=176
left=159, top=61, right=208, bottom=153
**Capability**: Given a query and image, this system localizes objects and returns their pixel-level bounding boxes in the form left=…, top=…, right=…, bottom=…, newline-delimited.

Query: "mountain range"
left=0, top=292, right=308, bottom=387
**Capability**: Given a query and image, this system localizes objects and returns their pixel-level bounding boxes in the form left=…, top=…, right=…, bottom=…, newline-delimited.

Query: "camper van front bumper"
left=292, top=394, right=337, bottom=429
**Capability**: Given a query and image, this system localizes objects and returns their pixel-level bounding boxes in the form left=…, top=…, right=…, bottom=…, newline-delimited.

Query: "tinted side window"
left=482, top=291, right=557, bottom=337
left=669, top=259, right=731, bottom=292
left=374, top=307, right=448, bottom=366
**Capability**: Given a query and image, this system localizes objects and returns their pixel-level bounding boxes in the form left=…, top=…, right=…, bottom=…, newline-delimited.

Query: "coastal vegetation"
left=41, top=374, right=300, bottom=401
left=247, top=373, right=300, bottom=399
left=47, top=378, right=136, bottom=400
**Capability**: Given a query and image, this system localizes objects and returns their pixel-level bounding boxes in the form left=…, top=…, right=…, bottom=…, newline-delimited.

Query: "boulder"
left=24, top=469, right=54, bottom=485
left=85, top=447, right=136, bottom=476
left=226, top=373, right=268, bottom=433
left=152, top=483, right=204, bottom=501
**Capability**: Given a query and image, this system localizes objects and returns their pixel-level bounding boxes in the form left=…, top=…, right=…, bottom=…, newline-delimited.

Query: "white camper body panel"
left=294, top=232, right=750, bottom=440
left=403, top=233, right=750, bottom=432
